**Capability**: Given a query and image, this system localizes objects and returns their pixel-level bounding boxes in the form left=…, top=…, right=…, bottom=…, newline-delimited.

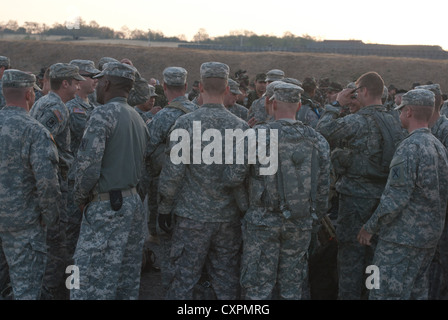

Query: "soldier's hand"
left=247, top=117, right=257, bottom=128
left=357, top=226, right=372, bottom=246
left=158, top=213, right=173, bottom=234
left=336, top=88, right=355, bottom=107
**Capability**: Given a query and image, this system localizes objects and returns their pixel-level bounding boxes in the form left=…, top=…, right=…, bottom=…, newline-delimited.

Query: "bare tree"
left=193, top=28, right=209, bottom=43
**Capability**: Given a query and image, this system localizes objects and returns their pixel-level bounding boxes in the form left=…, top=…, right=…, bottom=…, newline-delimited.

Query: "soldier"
left=0, top=69, right=60, bottom=299
left=158, top=62, right=249, bottom=299
left=65, top=59, right=100, bottom=264
left=29, top=62, right=85, bottom=300
left=224, top=79, right=249, bottom=121
left=246, top=73, right=266, bottom=109
left=146, top=67, right=198, bottom=246
left=187, top=80, right=200, bottom=101
left=241, top=82, right=331, bottom=300
left=317, top=71, right=406, bottom=300
left=88, top=57, right=119, bottom=107
left=358, top=89, right=448, bottom=300
left=134, top=84, right=160, bottom=124
left=0, top=56, right=11, bottom=110
left=417, top=84, right=448, bottom=300
left=297, top=77, right=323, bottom=128
left=71, top=62, right=149, bottom=300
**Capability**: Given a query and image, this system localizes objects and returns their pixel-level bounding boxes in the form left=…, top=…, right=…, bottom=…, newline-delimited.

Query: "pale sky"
left=3, top=0, right=448, bottom=50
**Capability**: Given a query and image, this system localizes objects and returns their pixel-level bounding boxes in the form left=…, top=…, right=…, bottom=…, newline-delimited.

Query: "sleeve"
left=38, top=105, right=68, bottom=137
left=73, top=109, right=111, bottom=206
left=364, top=146, right=415, bottom=234
left=157, top=119, right=188, bottom=215
left=30, top=128, right=61, bottom=227
left=316, top=111, right=359, bottom=148
left=314, top=134, right=331, bottom=218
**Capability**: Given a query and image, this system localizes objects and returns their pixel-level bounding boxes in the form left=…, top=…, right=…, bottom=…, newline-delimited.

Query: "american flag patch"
left=73, top=107, right=86, bottom=115
left=53, top=109, right=63, bottom=122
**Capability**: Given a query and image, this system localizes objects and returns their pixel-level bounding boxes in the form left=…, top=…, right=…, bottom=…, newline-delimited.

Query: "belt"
left=91, top=187, right=137, bottom=202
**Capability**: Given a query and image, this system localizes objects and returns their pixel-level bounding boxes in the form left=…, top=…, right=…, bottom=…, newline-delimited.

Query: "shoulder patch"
left=73, top=107, right=86, bottom=115
left=53, top=109, right=63, bottom=122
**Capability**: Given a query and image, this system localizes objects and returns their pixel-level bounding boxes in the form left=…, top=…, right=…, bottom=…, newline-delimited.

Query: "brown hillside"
left=2, top=39, right=448, bottom=92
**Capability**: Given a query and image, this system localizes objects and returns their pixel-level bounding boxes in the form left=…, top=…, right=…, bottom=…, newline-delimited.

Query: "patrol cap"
left=255, top=73, right=266, bottom=82
left=2, top=69, right=41, bottom=91
left=163, top=67, right=187, bottom=86
left=98, top=57, right=119, bottom=71
left=0, top=56, right=10, bottom=68
left=49, top=63, right=85, bottom=81
left=395, top=89, right=435, bottom=110
left=282, top=78, right=302, bottom=87
left=93, top=62, right=136, bottom=81
left=266, top=69, right=285, bottom=82
left=128, top=76, right=151, bottom=106
left=415, top=83, right=442, bottom=96
left=149, top=85, right=158, bottom=97
left=69, top=59, right=100, bottom=75
left=200, top=62, right=229, bottom=80
left=269, top=82, right=304, bottom=103
left=228, top=78, right=242, bottom=95
left=346, top=82, right=357, bottom=89
left=328, top=82, right=343, bottom=92
left=265, top=80, right=286, bottom=98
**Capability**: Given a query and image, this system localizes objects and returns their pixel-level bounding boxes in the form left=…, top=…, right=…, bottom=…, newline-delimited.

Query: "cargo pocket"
left=73, top=237, right=109, bottom=288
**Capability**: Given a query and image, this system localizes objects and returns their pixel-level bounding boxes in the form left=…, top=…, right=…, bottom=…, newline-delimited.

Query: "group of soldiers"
left=1, top=52, right=448, bottom=300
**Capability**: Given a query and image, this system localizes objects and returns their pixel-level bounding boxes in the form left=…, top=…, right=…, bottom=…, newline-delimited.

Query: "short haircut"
left=202, top=78, right=227, bottom=95
left=356, top=72, right=385, bottom=99
left=50, top=78, right=73, bottom=91
left=409, top=105, right=434, bottom=122
left=106, top=75, right=134, bottom=93
left=3, top=86, right=31, bottom=101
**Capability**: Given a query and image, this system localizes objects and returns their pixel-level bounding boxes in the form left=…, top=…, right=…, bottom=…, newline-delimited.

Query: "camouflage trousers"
left=369, top=239, right=435, bottom=300
left=42, top=176, right=69, bottom=300
left=70, top=194, right=146, bottom=300
left=241, top=221, right=311, bottom=300
left=0, top=242, right=10, bottom=295
left=0, top=223, right=47, bottom=299
left=428, top=213, right=448, bottom=300
left=66, top=179, right=82, bottom=265
left=165, top=216, right=242, bottom=300
left=336, top=194, right=379, bottom=300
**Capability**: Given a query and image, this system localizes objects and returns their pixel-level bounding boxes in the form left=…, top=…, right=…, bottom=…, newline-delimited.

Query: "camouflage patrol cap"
left=265, top=80, right=285, bottom=98
left=163, top=67, right=187, bottom=86
left=228, top=78, right=242, bottom=95
left=0, top=56, right=10, bottom=68
left=346, top=82, right=357, bottom=89
left=200, top=62, right=229, bottom=80
left=266, top=69, right=285, bottom=82
left=255, top=73, right=266, bottom=82
left=328, top=82, right=343, bottom=92
left=282, top=78, right=302, bottom=87
left=98, top=57, right=119, bottom=71
left=69, top=59, right=100, bottom=75
left=128, top=76, right=150, bottom=106
left=395, top=89, right=435, bottom=110
left=149, top=85, right=158, bottom=97
left=93, top=62, right=136, bottom=81
left=415, top=83, right=442, bottom=96
left=269, top=82, right=304, bottom=103
left=49, top=63, right=86, bottom=81
left=2, top=69, right=41, bottom=91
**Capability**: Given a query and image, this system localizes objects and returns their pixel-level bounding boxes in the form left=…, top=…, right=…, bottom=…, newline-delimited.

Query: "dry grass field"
left=1, top=38, right=448, bottom=92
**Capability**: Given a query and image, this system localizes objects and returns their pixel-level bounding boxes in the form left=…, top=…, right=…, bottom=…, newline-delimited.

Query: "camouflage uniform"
left=297, top=92, right=323, bottom=128
left=248, top=97, right=273, bottom=124
left=147, top=67, right=198, bottom=239
left=241, top=83, right=331, bottom=300
left=158, top=62, right=248, bottom=300
left=0, top=56, right=10, bottom=111
left=29, top=63, right=86, bottom=299
left=364, top=109, right=448, bottom=300
left=71, top=62, right=150, bottom=300
left=317, top=102, right=405, bottom=299
left=226, top=79, right=249, bottom=121
left=0, top=70, right=60, bottom=299
left=65, top=60, right=101, bottom=265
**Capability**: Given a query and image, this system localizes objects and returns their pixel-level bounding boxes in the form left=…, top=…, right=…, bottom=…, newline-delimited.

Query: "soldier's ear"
left=297, top=101, right=302, bottom=112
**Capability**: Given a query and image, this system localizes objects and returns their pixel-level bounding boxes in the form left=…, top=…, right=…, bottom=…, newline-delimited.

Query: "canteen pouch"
left=109, top=190, right=123, bottom=211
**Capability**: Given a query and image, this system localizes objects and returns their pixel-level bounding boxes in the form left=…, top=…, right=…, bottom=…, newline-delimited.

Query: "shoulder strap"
left=165, top=101, right=192, bottom=114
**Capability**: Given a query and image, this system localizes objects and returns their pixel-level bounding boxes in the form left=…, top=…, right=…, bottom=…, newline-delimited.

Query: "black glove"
left=158, top=213, right=172, bottom=234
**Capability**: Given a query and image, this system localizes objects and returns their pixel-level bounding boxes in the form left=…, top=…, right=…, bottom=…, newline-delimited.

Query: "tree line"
left=0, top=19, right=317, bottom=47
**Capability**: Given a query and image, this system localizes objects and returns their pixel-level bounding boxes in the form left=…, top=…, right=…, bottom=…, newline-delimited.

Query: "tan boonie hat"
left=395, top=89, right=435, bottom=110
left=93, top=62, right=136, bottom=81
left=200, top=62, right=229, bottom=80
left=49, top=63, right=85, bottom=81
left=69, top=59, right=100, bottom=75
left=228, top=79, right=242, bottom=95
left=270, top=82, right=304, bottom=103
left=2, top=69, right=41, bottom=91
left=163, top=67, right=187, bottom=86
